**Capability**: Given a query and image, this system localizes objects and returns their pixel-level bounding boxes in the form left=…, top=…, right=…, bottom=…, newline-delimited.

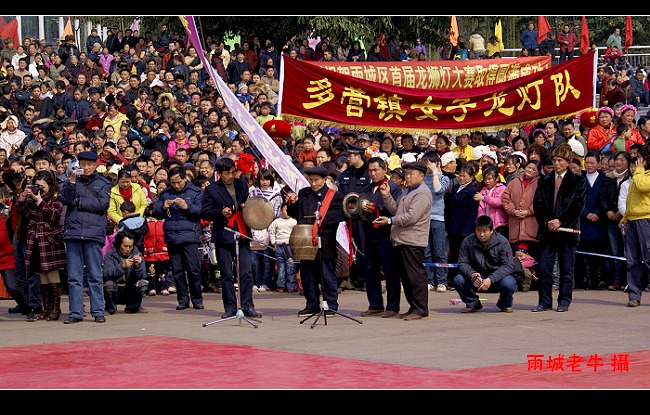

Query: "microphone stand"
left=299, top=202, right=363, bottom=328
left=203, top=227, right=261, bottom=329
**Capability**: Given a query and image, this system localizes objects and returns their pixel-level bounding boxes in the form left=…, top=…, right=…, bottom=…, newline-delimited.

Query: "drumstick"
left=558, top=227, right=580, bottom=234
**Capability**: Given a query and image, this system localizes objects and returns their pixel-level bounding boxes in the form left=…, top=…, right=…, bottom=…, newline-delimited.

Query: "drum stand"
left=203, top=229, right=261, bottom=329
left=299, top=237, right=363, bottom=328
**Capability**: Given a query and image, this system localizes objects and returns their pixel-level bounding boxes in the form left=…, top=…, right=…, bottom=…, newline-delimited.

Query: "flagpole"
left=592, top=50, right=598, bottom=109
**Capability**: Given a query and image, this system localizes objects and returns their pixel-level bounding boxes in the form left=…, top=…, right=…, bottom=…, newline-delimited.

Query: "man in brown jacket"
left=376, top=161, right=432, bottom=320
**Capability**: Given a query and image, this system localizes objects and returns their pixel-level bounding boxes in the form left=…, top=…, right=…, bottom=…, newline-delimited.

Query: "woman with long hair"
left=16, top=170, right=66, bottom=321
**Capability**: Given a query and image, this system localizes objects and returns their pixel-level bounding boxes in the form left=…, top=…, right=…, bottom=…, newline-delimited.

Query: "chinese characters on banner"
left=308, top=56, right=551, bottom=90
left=278, top=51, right=596, bottom=136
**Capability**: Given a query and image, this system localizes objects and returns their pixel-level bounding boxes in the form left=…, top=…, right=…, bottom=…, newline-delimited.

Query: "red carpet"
left=2, top=336, right=648, bottom=389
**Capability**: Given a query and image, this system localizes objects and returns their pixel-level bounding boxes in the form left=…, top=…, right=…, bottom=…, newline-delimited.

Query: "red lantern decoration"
left=263, top=119, right=293, bottom=147
left=579, top=110, right=598, bottom=128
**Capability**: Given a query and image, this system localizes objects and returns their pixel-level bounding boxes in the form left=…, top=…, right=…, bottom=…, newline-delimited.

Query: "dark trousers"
left=538, top=239, right=577, bottom=308
left=624, top=219, right=650, bottom=302
left=14, top=240, right=41, bottom=310
left=299, top=252, right=339, bottom=311
left=1, top=268, right=32, bottom=311
left=395, top=245, right=428, bottom=317
left=168, top=242, right=203, bottom=307
left=364, top=238, right=401, bottom=312
left=216, top=242, right=254, bottom=315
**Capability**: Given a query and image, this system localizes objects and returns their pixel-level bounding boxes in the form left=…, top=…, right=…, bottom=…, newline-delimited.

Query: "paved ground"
left=1, top=285, right=647, bottom=377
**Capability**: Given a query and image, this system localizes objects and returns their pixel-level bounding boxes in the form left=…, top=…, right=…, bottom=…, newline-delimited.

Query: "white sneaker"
left=428, top=284, right=435, bottom=291
left=258, top=285, right=270, bottom=292
left=253, top=285, right=259, bottom=292
left=168, top=286, right=177, bottom=293
left=147, top=289, right=156, bottom=296
left=436, top=284, right=447, bottom=293
left=161, top=290, right=170, bottom=296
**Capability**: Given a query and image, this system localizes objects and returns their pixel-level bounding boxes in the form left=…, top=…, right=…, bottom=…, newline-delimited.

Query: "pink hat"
left=620, top=104, right=637, bottom=117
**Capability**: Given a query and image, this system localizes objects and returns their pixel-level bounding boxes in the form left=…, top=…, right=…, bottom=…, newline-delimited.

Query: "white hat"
left=471, top=145, right=489, bottom=161
left=511, top=150, right=528, bottom=162
left=401, top=152, right=418, bottom=164
left=568, top=137, right=585, bottom=157
left=107, top=163, right=123, bottom=178
left=440, top=151, right=456, bottom=166
left=484, top=149, right=498, bottom=163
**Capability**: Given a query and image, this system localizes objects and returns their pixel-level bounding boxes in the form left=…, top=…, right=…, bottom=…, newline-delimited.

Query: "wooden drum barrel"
left=289, top=224, right=319, bottom=261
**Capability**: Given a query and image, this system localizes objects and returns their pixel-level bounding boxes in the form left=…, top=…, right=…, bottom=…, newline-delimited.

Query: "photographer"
left=453, top=215, right=518, bottom=314
left=102, top=229, right=148, bottom=314
left=15, top=169, right=66, bottom=321
left=3, top=158, right=43, bottom=316
left=60, top=150, right=112, bottom=324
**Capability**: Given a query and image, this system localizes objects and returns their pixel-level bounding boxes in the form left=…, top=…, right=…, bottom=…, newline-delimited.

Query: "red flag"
left=580, top=16, right=590, bottom=54
left=537, top=16, right=552, bottom=44
left=625, top=16, right=633, bottom=53
left=0, top=19, right=19, bottom=47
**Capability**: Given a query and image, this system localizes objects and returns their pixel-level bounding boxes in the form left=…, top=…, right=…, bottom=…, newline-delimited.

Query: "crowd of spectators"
left=2, top=21, right=649, bottom=322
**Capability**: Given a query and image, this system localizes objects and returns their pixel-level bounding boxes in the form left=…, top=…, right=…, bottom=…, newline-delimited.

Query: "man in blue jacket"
left=61, top=151, right=112, bottom=324
left=152, top=165, right=204, bottom=310
left=520, top=21, right=538, bottom=56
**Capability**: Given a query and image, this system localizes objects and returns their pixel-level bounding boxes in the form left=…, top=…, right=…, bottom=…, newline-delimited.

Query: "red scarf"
left=119, top=185, right=132, bottom=201
left=312, top=188, right=335, bottom=246
left=227, top=211, right=249, bottom=238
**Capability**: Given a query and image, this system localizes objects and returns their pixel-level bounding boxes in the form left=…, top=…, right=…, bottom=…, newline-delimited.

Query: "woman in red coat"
left=0, top=189, right=36, bottom=321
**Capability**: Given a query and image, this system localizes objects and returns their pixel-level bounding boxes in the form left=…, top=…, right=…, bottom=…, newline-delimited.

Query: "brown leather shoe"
left=379, top=310, right=399, bottom=318
left=403, top=313, right=429, bottom=321
left=360, top=309, right=384, bottom=317
left=461, top=302, right=483, bottom=313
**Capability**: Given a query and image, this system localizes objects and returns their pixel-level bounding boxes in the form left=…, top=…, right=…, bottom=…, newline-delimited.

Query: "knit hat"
left=568, top=137, right=585, bottom=157
left=514, top=241, right=529, bottom=253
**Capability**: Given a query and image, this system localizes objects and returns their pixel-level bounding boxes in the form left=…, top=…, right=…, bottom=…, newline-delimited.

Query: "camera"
left=30, top=184, right=43, bottom=195
left=11, top=171, right=24, bottom=182
left=72, top=168, right=84, bottom=175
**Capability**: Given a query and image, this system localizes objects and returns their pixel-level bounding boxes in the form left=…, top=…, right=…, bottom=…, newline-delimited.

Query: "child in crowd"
left=514, top=241, right=537, bottom=292
left=269, top=202, right=298, bottom=292
left=143, top=213, right=172, bottom=296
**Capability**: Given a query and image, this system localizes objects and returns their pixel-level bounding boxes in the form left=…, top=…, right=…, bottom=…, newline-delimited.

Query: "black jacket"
left=287, top=184, right=345, bottom=260
left=533, top=169, right=586, bottom=243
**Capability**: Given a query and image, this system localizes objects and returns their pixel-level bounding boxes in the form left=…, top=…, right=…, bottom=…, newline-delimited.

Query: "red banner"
left=309, top=56, right=551, bottom=91
left=278, top=51, right=596, bottom=135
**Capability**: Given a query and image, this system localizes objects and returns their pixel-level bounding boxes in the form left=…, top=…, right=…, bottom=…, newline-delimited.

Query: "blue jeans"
left=453, top=274, right=518, bottom=309
left=252, top=248, right=274, bottom=288
left=275, top=244, right=296, bottom=290
left=66, top=240, right=105, bottom=319
left=424, top=220, right=448, bottom=286
left=14, top=240, right=41, bottom=310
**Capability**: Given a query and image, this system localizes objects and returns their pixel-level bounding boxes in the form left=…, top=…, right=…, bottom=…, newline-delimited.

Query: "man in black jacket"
left=454, top=215, right=518, bottom=313
left=532, top=143, right=586, bottom=313
left=287, top=166, right=345, bottom=317
left=200, top=157, right=260, bottom=319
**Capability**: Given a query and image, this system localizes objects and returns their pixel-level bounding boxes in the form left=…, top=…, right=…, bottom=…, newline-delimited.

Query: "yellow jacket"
left=623, top=167, right=650, bottom=222
left=107, top=182, right=149, bottom=227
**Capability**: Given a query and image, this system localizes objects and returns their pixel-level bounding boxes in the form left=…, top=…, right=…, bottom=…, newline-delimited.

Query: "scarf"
left=119, top=185, right=133, bottom=201
left=612, top=168, right=628, bottom=184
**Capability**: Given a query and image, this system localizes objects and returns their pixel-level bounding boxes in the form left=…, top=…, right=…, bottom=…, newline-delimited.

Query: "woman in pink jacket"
left=474, top=164, right=508, bottom=238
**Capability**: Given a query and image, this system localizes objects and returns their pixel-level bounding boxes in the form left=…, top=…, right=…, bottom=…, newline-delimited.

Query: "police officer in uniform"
left=359, top=156, right=404, bottom=318
left=287, top=166, right=345, bottom=316
left=336, top=143, right=371, bottom=291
